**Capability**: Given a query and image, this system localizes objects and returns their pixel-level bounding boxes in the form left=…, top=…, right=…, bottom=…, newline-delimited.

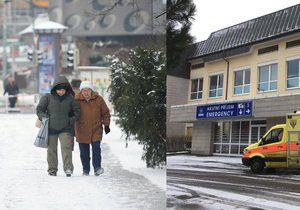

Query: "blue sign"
left=38, top=34, right=56, bottom=65
left=38, top=65, right=55, bottom=94
left=38, top=34, right=56, bottom=93
left=196, top=101, right=253, bottom=119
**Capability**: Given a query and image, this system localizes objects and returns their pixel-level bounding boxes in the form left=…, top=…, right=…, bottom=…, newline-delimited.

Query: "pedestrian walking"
left=75, top=80, right=111, bottom=176
left=3, top=77, right=19, bottom=108
left=70, top=79, right=82, bottom=151
left=36, top=75, right=80, bottom=177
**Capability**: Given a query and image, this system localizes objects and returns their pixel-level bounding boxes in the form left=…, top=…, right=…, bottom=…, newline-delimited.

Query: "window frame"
left=286, top=57, right=300, bottom=90
left=209, top=73, right=223, bottom=98
left=233, top=68, right=251, bottom=95
left=190, top=77, right=203, bottom=100
left=258, top=63, right=278, bottom=93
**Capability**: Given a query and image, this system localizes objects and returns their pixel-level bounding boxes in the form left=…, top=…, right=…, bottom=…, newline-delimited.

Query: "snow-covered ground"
left=167, top=155, right=300, bottom=210
left=0, top=114, right=166, bottom=210
left=106, top=120, right=166, bottom=191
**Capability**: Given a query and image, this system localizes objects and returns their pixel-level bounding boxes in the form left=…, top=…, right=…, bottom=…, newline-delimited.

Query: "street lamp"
left=1, top=0, right=11, bottom=81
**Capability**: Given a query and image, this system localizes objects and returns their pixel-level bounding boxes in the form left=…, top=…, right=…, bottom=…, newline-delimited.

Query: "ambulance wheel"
left=250, top=158, right=264, bottom=174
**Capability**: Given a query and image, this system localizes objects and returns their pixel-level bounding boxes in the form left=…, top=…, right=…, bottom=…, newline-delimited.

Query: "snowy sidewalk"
left=0, top=114, right=165, bottom=210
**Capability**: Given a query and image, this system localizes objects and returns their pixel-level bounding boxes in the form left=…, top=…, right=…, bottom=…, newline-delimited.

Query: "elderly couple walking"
left=36, top=75, right=111, bottom=177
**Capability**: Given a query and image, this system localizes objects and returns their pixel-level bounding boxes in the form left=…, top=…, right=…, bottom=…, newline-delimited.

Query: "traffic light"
left=67, top=50, right=74, bottom=69
left=36, top=50, right=43, bottom=64
left=27, top=49, right=33, bottom=61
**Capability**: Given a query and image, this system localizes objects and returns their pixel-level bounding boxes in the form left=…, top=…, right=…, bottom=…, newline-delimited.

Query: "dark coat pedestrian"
left=37, top=76, right=79, bottom=135
left=36, top=75, right=80, bottom=177
left=4, top=78, right=19, bottom=108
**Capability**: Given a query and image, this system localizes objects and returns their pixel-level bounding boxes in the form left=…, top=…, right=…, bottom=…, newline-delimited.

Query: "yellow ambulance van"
left=242, top=112, right=300, bottom=173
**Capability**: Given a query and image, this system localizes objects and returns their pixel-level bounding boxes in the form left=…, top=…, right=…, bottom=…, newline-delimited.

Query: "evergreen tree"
left=109, top=48, right=166, bottom=167
left=167, top=0, right=196, bottom=77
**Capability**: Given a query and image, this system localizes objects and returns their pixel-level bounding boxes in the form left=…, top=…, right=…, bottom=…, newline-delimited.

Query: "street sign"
left=196, top=101, right=253, bottom=119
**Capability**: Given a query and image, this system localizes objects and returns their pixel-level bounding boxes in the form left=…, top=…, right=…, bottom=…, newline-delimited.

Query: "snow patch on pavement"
left=0, top=114, right=165, bottom=210
left=104, top=117, right=166, bottom=191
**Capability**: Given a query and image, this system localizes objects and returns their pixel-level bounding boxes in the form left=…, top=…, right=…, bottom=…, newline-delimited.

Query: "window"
left=190, top=78, right=203, bottom=100
left=258, top=63, right=277, bottom=92
left=191, top=63, right=204, bottom=69
left=287, top=58, right=300, bottom=89
left=234, top=69, right=250, bottom=94
left=209, top=74, right=223, bottom=97
left=286, top=39, right=300, bottom=48
left=261, top=128, right=283, bottom=145
left=213, top=121, right=254, bottom=155
left=258, top=45, right=278, bottom=55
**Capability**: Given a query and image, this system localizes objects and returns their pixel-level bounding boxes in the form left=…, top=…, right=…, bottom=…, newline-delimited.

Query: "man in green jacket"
left=36, top=75, right=80, bottom=177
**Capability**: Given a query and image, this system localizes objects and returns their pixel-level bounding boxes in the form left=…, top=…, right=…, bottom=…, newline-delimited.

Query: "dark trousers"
left=9, top=97, right=17, bottom=108
left=79, top=141, right=101, bottom=173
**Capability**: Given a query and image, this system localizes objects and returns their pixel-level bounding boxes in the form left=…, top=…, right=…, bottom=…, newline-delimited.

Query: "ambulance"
left=242, top=112, right=300, bottom=173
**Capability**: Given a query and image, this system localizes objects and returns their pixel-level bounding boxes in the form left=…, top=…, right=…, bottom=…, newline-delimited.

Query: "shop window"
left=222, top=122, right=230, bottom=143
left=234, top=69, right=250, bottom=94
left=260, top=127, right=267, bottom=138
left=185, top=126, right=193, bottom=149
left=213, top=120, right=253, bottom=155
left=214, top=144, right=221, bottom=154
left=258, top=63, right=277, bottom=92
left=251, top=120, right=266, bottom=125
left=231, top=121, right=240, bottom=143
left=209, top=74, right=223, bottom=97
left=221, top=144, right=229, bottom=153
left=214, top=122, right=221, bottom=143
left=251, top=125, right=266, bottom=144
left=190, top=78, right=203, bottom=100
left=239, top=145, right=248, bottom=155
left=230, top=145, right=239, bottom=154
left=240, top=121, right=250, bottom=144
left=287, top=58, right=300, bottom=89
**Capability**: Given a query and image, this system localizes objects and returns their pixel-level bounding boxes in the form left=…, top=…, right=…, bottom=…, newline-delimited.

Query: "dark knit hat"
left=55, top=84, right=68, bottom=90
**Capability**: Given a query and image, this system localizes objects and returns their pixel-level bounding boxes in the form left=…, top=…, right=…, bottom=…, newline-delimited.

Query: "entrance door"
left=251, top=125, right=266, bottom=144
left=287, top=131, right=300, bottom=167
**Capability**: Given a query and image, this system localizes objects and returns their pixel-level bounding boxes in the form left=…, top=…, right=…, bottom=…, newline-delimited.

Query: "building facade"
left=166, top=75, right=190, bottom=151
left=170, top=4, right=300, bottom=156
left=49, top=0, right=164, bottom=37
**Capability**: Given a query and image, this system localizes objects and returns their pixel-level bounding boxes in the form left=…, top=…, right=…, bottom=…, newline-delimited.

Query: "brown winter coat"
left=75, top=91, right=111, bottom=143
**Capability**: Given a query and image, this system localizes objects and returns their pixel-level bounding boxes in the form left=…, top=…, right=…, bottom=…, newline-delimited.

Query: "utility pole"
left=2, top=0, right=8, bottom=81
left=30, top=0, right=38, bottom=93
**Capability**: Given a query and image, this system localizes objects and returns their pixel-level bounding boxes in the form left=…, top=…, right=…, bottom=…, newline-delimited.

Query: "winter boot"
left=48, top=171, right=57, bottom=176
left=82, top=171, right=89, bottom=176
left=66, top=169, right=72, bottom=177
left=95, top=168, right=104, bottom=176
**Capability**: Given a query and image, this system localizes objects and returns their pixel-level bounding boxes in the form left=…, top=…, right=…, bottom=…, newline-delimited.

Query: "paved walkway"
left=0, top=114, right=165, bottom=210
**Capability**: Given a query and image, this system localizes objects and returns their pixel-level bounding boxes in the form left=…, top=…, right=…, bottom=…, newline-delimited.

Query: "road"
left=167, top=155, right=300, bottom=210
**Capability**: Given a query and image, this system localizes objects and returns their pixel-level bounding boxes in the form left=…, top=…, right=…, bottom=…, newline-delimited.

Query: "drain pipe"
left=223, top=57, right=229, bottom=101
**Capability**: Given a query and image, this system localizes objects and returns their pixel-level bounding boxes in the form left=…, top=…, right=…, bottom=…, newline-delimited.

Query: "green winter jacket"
left=36, top=75, right=80, bottom=135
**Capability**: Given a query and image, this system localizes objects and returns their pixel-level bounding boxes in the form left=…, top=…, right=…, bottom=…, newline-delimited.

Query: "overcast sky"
left=191, top=0, right=300, bottom=43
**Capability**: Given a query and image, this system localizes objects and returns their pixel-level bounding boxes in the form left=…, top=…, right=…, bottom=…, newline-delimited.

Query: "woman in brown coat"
left=75, top=81, right=111, bottom=176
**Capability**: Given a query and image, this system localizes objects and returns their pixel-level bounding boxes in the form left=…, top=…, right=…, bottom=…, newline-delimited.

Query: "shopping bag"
left=35, top=118, right=42, bottom=128
left=34, top=118, right=49, bottom=148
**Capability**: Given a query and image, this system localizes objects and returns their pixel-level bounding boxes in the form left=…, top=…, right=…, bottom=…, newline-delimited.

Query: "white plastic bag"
left=35, top=118, right=42, bottom=128
left=34, top=118, right=49, bottom=148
